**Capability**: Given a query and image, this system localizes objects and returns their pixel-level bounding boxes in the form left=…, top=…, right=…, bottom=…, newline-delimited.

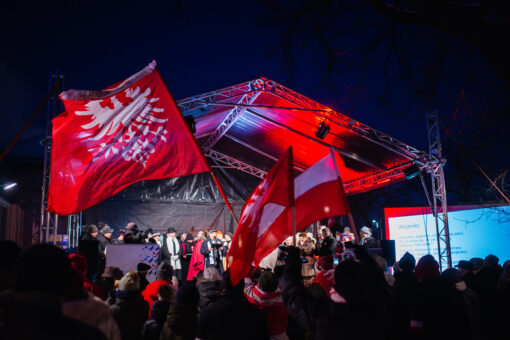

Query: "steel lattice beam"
left=202, top=79, right=264, bottom=151
left=343, top=164, right=410, bottom=195
left=207, top=149, right=266, bottom=179
left=177, top=77, right=432, bottom=166
left=427, top=111, right=451, bottom=270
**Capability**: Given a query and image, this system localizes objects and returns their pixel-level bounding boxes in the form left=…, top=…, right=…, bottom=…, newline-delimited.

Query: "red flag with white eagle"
left=250, top=150, right=351, bottom=266
left=48, top=61, right=210, bottom=215
left=227, top=146, right=294, bottom=285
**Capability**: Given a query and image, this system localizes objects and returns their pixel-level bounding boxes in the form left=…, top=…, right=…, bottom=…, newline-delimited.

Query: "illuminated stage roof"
left=177, top=77, right=435, bottom=195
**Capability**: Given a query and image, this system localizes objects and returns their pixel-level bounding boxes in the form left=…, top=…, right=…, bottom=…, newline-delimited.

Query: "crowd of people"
left=0, top=223, right=509, bottom=340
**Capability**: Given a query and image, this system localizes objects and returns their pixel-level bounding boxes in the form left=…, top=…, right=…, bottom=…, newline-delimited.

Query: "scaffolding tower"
left=426, top=111, right=451, bottom=270
left=39, top=70, right=82, bottom=247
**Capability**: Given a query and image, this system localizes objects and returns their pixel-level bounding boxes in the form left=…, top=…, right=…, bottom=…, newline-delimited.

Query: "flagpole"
left=288, top=146, right=296, bottom=246
left=156, top=68, right=239, bottom=226
left=210, top=171, right=239, bottom=224
left=330, top=148, right=359, bottom=245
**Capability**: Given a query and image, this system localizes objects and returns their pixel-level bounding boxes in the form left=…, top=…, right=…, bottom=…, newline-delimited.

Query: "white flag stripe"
left=256, top=154, right=338, bottom=239
left=257, top=202, right=287, bottom=237
left=295, top=154, right=337, bottom=197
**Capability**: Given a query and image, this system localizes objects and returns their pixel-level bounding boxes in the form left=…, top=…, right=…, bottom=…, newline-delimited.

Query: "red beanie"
left=69, top=253, right=88, bottom=274
left=317, top=255, right=334, bottom=271
left=415, top=254, right=440, bottom=281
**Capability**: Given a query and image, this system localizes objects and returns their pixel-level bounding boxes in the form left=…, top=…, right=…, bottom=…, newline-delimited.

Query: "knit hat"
left=101, top=226, right=114, bottom=234
left=399, top=252, right=416, bottom=272
left=258, top=271, right=278, bottom=293
left=156, top=261, right=173, bottom=281
left=102, top=266, right=124, bottom=280
left=16, top=244, right=72, bottom=298
left=456, top=260, right=473, bottom=271
left=316, top=255, right=334, bottom=271
left=137, top=262, right=151, bottom=272
left=360, top=226, right=371, bottom=235
left=185, top=233, right=194, bottom=241
left=69, top=253, right=88, bottom=273
left=485, top=254, right=499, bottom=267
left=126, top=222, right=138, bottom=232
left=118, top=271, right=140, bottom=291
left=441, top=268, right=462, bottom=284
left=87, top=225, right=98, bottom=234
left=469, top=257, right=484, bottom=271
left=415, top=255, right=440, bottom=281
left=176, top=283, right=200, bottom=306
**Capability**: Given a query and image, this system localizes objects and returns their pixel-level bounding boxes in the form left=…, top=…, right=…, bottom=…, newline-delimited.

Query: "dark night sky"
left=1, top=0, right=507, bottom=176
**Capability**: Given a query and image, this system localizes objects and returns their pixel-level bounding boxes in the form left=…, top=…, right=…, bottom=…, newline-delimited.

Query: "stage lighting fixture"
left=315, top=121, right=330, bottom=139
left=184, top=115, right=196, bottom=134
left=3, top=182, right=18, bottom=190
left=403, top=164, right=421, bottom=180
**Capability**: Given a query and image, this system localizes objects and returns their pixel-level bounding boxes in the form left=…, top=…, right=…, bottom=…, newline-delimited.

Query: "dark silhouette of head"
left=16, top=244, right=73, bottom=298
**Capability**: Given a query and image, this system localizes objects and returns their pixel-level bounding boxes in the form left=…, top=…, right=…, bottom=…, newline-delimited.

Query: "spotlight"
left=315, top=121, right=330, bottom=139
left=3, top=182, right=18, bottom=190
left=184, top=115, right=196, bottom=134
left=403, top=164, right=421, bottom=180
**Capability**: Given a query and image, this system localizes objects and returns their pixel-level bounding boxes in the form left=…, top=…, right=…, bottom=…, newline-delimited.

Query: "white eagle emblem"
left=75, top=86, right=168, bottom=167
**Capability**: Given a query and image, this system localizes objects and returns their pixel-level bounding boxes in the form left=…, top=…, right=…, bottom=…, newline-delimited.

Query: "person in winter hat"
left=142, top=261, right=176, bottom=316
left=414, top=254, right=440, bottom=282
left=11, top=243, right=108, bottom=340
left=141, top=284, right=175, bottom=340
left=109, top=271, right=149, bottom=340
left=160, top=283, right=200, bottom=340
left=69, top=253, right=105, bottom=299
left=137, top=262, right=151, bottom=291
left=196, top=267, right=223, bottom=312
left=244, top=271, right=289, bottom=339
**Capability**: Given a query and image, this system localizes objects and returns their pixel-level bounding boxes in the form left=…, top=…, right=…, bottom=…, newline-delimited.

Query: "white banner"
left=106, top=244, right=160, bottom=282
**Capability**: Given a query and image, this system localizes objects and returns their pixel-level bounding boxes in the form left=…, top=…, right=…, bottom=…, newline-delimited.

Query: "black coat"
left=96, top=234, right=111, bottom=254
left=196, top=280, right=223, bottom=312
left=200, top=238, right=223, bottom=271
left=280, top=255, right=393, bottom=340
left=0, top=291, right=107, bottom=340
left=413, top=276, right=469, bottom=339
left=316, top=235, right=338, bottom=258
left=196, top=292, right=269, bottom=340
left=360, top=236, right=376, bottom=248
left=109, top=291, right=149, bottom=340
left=391, top=270, right=419, bottom=340
left=141, top=300, right=171, bottom=340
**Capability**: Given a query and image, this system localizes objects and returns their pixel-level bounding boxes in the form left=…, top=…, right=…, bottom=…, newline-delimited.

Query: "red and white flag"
left=251, top=150, right=351, bottom=265
left=48, top=61, right=210, bottom=215
left=227, top=147, right=294, bottom=285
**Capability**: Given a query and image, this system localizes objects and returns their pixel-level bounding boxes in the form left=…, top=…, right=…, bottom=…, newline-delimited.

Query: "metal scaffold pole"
left=426, top=111, right=452, bottom=271
left=39, top=70, right=82, bottom=246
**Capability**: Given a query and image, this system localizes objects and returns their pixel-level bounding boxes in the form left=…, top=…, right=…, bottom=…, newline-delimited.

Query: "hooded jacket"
left=62, top=292, right=121, bottom=340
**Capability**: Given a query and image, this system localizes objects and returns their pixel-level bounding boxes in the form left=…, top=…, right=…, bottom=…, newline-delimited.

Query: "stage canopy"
left=84, top=77, right=433, bottom=233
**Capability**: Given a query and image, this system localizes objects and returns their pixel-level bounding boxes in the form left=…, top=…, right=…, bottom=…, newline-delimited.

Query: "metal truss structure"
left=40, top=70, right=82, bottom=247
left=202, top=79, right=264, bottom=151
left=426, top=111, right=451, bottom=270
left=178, top=77, right=431, bottom=166
left=207, top=149, right=266, bottom=179
left=177, top=77, right=436, bottom=194
left=178, top=79, right=451, bottom=265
